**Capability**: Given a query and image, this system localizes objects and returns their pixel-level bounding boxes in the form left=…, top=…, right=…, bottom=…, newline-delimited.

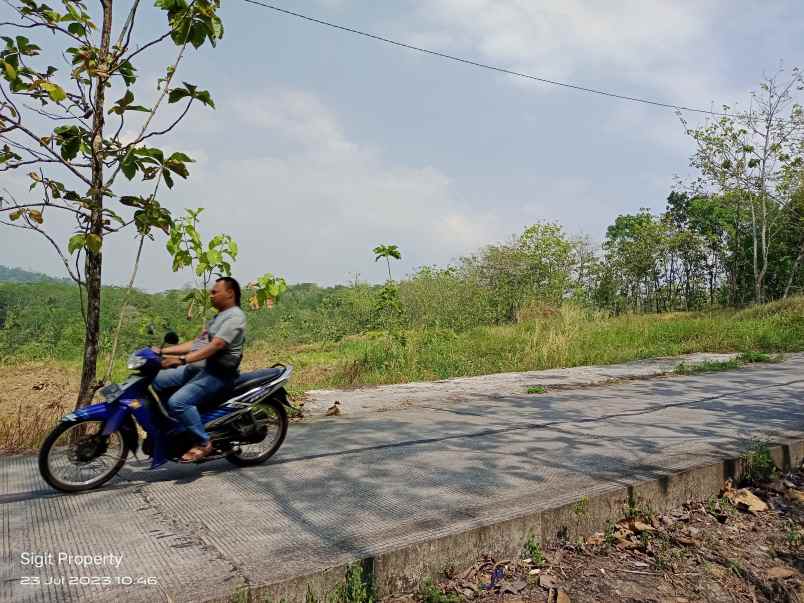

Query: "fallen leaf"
left=767, top=567, right=796, bottom=580
left=631, top=520, right=656, bottom=533
left=587, top=532, right=605, bottom=545
left=501, top=580, right=527, bottom=594
left=539, top=575, right=558, bottom=590
left=732, top=489, right=768, bottom=513
left=787, top=489, right=804, bottom=504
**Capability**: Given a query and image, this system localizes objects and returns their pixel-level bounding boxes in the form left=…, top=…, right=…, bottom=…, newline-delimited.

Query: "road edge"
left=211, top=438, right=804, bottom=602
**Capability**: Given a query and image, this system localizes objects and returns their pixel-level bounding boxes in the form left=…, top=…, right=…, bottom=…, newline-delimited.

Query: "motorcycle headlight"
left=127, top=353, right=147, bottom=370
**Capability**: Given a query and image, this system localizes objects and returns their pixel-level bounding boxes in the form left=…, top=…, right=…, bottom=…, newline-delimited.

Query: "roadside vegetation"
left=2, top=67, right=804, bottom=449
left=399, top=459, right=804, bottom=603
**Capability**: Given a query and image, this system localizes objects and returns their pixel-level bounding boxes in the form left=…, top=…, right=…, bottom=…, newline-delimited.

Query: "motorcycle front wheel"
left=38, top=419, right=129, bottom=492
left=225, top=399, right=288, bottom=467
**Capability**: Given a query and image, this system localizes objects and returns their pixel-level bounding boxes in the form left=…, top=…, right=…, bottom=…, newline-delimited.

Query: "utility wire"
left=242, top=0, right=733, bottom=118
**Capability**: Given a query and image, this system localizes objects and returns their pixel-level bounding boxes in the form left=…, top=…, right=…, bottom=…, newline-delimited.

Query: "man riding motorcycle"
left=153, top=276, right=247, bottom=462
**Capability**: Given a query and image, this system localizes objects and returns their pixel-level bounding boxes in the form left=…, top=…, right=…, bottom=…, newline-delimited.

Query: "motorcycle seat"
left=230, top=367, right=284, bottom=396
left=197, top=367, right=285, bottom=413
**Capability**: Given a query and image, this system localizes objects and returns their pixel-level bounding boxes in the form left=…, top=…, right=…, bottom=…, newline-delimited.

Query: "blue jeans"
left=153, top=365, right=233, bottom=445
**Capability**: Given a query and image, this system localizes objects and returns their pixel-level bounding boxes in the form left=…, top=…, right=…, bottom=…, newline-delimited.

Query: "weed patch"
left=740, top=439, right=778, bottom=485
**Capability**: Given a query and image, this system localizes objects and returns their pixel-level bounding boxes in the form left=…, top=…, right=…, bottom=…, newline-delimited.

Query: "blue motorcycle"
left=38, top=339, right=294, bottom=492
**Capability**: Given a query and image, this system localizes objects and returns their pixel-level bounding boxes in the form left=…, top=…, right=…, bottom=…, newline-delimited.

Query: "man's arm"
left=154, top=340, right=194, bottom=355
left=161, top=338, right=227, bottom=368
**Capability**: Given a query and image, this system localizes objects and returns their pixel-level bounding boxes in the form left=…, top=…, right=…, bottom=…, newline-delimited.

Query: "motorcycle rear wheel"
left=39, top=419, right=129, bottom=492
left=225, top=399, right=288, bottom=467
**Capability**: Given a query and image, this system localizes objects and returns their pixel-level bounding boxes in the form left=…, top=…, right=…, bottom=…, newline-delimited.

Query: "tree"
left=373, top=244, right=401, bottom=281
left=0, top=0, right=223, bottom=406
left=682, top=67, right=804, bottom=303
left=603, top=210, right=670, bottom=312
left=463, top=222, right=576, bottom=320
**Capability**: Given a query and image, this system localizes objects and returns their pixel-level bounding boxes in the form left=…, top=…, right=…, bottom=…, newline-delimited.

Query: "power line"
left=242, top=0, right=733, bottom=118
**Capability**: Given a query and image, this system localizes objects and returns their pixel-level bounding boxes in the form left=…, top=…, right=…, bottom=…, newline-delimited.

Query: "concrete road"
left=2, top=357, right=804, bottom=602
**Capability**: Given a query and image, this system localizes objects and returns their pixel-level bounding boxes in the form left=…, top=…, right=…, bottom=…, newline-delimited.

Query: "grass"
left=523, top=533, right=546, bottom=566
left=2, top=297, right=803, bottom=452
left=273, top=300, right=803, bottom=390
left=675, top=350, right=779, bottom=375
left=0, top=401, right=67, bottom=453
left=739, top=439, right=778, bottom=485
left=526, top=385, right=547, bottom=394
left=417, top=579, right=460, bottom=603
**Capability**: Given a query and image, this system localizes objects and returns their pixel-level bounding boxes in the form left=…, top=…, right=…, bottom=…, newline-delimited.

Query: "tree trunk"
left=76, top=0, right=114, bottom=409
left=783, top=241, right=804, bottom=298
left=749, top=200, right=762, bottom=305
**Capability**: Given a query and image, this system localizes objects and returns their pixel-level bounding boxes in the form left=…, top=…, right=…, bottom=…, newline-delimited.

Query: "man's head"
left=210, top=277, right=241, bottom=311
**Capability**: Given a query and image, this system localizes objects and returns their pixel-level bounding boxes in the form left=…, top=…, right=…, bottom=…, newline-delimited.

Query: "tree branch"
left=137, top=98, right=193, bottom=143
left=0, top=0, right=86, bottom=44
left=122, top=32, right=171, bottom=65
left=22, top=102, right=91, bottom=128
left=111, top=0, right=142, bottom=62
left=2, top=119, right=93, bottom=186
left=0, top=214, right=83, bottom=284
left=106, top=36, right=190, bottom=188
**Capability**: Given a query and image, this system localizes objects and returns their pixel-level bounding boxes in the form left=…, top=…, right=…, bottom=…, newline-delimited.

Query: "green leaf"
left=119, top=195, right=145, bottom=208
left=155, top=0, right=187, bottom=10
left=116, top=89, right=134, bottom=107
left=118, top=60, right=136, bottom=86
left=165, top=160, right=189, bottom=179
left=2, top=61, right=17, bottom=80
left=189, top=23, right=206, bottom=48
left=85, top=233, right=102, bottom=254
left=40, top=82, right=66, bottom=102
left=162, top=169, right=174, bottom=189
left=67, top=22, right=86, bottom=36
left=195, top=90, right=215, bottom=108
left=120, top=151, right=137, bottom=180
left=207, top=249, right=222, bottom=265
left=68, top=233, right=85, bottom=254
left=167, top=151, right=193, bottom=163
left=168, top=88, right=190, bottom=104
left=61, top=136, right=80, bottom=161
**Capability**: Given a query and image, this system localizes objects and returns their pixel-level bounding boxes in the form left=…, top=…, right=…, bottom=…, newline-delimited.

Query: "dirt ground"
left=0, top=361, right=78, bottom=451
left=390, top=470, right=804, bottom=603
left=0, top=361, right=78, bottom=416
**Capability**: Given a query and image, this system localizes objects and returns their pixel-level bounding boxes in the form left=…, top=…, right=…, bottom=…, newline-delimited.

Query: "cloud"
left=181, top=87, right=508, bottom=285
left=408, top=0, right=731, bottom=102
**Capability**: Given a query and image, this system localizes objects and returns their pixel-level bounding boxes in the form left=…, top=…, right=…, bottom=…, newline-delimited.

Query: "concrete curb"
left=213, top=438, right=804, bottom=602
left=299, top=353, right=746, bottom=419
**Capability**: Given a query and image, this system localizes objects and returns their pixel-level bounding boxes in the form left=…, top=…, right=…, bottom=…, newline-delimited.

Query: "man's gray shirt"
left=191, top=306, right=247, bottom=375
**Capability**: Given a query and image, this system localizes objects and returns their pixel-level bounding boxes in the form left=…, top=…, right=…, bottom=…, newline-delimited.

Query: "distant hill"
left=0, top=265, right=71, bottom=284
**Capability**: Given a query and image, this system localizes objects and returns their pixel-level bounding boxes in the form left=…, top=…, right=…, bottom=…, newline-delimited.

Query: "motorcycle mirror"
left=163, top=331, right=179, bottom=345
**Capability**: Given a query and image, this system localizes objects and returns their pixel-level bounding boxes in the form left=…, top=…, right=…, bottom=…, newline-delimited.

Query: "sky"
left=1, top=0, right=803, bottom=291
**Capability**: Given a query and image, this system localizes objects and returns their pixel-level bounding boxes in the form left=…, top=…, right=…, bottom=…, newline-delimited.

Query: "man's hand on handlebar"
left=161, top=356, right=184, bottom=369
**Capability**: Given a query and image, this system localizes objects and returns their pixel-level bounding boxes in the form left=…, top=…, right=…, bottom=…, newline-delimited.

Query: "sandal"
left=179, top=442, right=213, bottom=463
